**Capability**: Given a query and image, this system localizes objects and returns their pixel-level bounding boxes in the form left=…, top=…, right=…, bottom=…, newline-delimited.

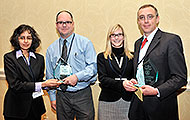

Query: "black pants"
left=56, top=86, right=95, bottom=120
left=4, top=107, right=41, bottom=120
left=4, top=98, right=42, bottom=120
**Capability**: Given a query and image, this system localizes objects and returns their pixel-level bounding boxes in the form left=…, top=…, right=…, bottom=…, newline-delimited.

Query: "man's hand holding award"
left=123, top=79, right=143, bottom=101
left=123, top=58, right=159, bottom=101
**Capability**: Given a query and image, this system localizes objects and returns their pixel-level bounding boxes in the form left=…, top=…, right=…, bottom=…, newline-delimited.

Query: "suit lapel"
left=111, top=54, right=128, bottom=75
left=121, top=56, right=127, bottom=72
left=30, top=56, right=37, bottom=79
left=17, top=57, right=32, bottom=77
left=144, top=29, right=162, bottom=59
left=17, top=53, right=38, bottom=79
left=134, top=37, right=143, bottom=71
left=134, top=29, right=162, bottom=73
left=111, top=54, right=121, bottom=73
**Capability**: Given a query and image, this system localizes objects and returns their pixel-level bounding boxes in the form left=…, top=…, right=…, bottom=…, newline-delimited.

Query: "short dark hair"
left=56, top=10, right=73, bottom=21
left=138, top=4, right=159, bottom=17
left=10, top=24, right=41, bottom=52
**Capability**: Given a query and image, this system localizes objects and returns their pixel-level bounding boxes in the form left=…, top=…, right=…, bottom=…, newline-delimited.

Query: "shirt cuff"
left=156, top=88, right=160, bottom=97
left=75, top=72, right=82, bottom=81
left=35, top=82, right=42, bottom=92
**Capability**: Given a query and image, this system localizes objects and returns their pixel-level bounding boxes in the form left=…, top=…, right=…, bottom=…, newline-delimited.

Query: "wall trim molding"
left=0, top=68, right=5, bottom=80
left=0, top=68, right=189, bottom=88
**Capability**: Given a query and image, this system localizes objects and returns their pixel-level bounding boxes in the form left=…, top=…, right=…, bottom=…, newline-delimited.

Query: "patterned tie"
left=61, top=39, right=67, bottom=60
left=141, top=38, right=148, bottom=49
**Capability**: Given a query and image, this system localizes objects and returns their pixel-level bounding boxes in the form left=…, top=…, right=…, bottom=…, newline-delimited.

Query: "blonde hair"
left=103, top=24, right=133, bottom=60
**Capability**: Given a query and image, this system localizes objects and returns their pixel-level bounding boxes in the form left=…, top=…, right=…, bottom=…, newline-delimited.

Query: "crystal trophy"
left=53, top=57, right=72, bottom=82
left=143, top=59, right=158, bottom=86
left=54, top=58, right=66, bottom=82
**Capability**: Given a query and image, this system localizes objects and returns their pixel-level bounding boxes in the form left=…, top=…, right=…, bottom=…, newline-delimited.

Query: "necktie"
left=141, top=38, right=148, bottom=49
left=61, top=40, right=67, bottom=60
left=60, top=39, right=68, bottom=92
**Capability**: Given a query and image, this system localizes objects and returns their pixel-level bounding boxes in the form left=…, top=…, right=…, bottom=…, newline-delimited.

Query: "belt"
left=115, top=78, right=128, bottom=81
left=57, top=86, right=90, bottom=93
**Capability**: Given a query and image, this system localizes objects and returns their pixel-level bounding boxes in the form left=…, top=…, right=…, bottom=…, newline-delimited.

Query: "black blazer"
left=3, top=50, right=46, bottom=119
left=97, top=52, right=134, bottom=102
left=129, top=29, right=187, bottom=120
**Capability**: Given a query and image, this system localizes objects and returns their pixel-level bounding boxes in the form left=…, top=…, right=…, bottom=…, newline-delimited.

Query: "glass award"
left=143, top=59, right=158, bottom=86
left=53, top=57, right=72, bottom=83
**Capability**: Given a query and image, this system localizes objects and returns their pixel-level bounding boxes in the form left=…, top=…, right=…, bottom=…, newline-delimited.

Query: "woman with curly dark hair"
left=3, top=24, right=60, bottom=120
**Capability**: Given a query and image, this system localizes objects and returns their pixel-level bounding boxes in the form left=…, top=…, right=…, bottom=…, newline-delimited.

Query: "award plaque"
left=143, top=59, right=158, bottom=86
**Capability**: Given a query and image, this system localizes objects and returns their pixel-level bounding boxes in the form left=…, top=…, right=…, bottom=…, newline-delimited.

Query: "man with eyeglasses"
left=46, top=10, right=97, bottom=120
left=123, top=4, right=187, bottom=120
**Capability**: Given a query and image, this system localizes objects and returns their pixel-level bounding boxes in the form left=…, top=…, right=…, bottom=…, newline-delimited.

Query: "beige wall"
left=1, top=0, right=190, bottom=120
left=0, top=0, right=190, bottom=75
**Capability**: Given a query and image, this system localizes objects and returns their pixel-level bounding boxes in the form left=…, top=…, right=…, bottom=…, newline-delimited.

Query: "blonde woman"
left=97, top=24, right=134, bottom=120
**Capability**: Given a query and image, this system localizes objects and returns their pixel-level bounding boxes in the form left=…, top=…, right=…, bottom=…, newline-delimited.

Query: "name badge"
left=60, top=64, right=72, bottom=76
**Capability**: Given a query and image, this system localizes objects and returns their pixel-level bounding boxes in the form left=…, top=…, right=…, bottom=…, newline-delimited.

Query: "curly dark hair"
left=10, top=24, right=41, bottom=52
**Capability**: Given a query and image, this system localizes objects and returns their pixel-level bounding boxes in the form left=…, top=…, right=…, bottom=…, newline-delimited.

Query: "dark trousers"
left=4, top=104, right=41, bottom=120
left=129, top=95, right=179, bottom=120
left=56, top=86, right=95, bottom=120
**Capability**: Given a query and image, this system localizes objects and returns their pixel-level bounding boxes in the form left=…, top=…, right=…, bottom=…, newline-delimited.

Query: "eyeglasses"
left=18, top=36, right=32, bottom=41
left=56, top=21, right=72, bottom=25
left=110, top=33, right=124, bottom=38
left=138, top=14, right=155, bottom=21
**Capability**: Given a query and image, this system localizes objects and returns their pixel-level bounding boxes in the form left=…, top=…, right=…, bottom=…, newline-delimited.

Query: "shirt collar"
left=143, top=27, right=158, bottom=41
left=60, top=33, right=74, bottom=44
left=16, top=50, right=36, bottom=59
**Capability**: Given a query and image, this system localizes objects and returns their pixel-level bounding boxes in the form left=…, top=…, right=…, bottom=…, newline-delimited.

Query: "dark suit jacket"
left=129, top=29, right=187, bottom=120
left=97, top=52, right=134, bottom=102
left=3, top=50, right=46, bottom=119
